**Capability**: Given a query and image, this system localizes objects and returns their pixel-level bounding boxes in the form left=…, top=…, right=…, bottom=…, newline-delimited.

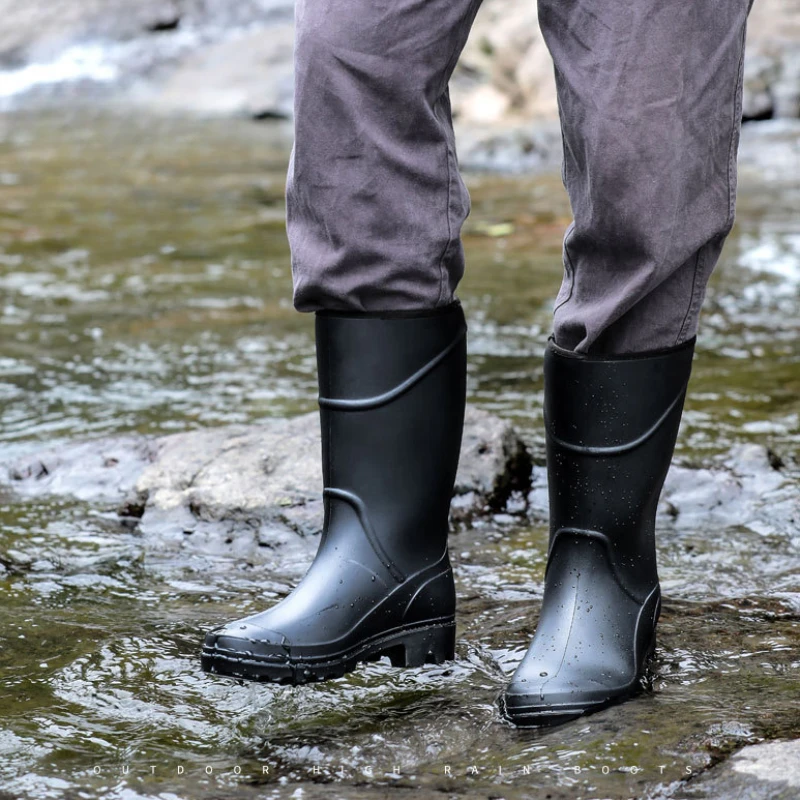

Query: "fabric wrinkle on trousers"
left=285, top=0, right=756, bottom=355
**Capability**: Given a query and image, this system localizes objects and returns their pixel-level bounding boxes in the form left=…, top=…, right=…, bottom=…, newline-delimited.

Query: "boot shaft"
left=543, top=336, right=696, bottom=597
left=315, top=302, right=468, bottom=575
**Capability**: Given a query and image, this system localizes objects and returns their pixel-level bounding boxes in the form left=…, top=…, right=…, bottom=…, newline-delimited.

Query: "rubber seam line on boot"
left=539, top=571, right=580, bottom=700
left=402, top=564, right=452, bottom=619
left=545, top=527, right=646, bottom=606
left=535, top=581, right=660, bottom=703
left=634, top=583, right=661, bottom=673
left=342, top=556, right=391, bottom=589
left=543, top=382, right=689, bottom=456
left=318, top=326, right=466, bottom=411
left=324, top=487, right=406, bottom=583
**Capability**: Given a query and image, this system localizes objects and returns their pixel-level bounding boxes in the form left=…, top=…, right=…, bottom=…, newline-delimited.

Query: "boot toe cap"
left=204, top=621, right=290, bottom=660
left=501, top=669, right=638, bottom=725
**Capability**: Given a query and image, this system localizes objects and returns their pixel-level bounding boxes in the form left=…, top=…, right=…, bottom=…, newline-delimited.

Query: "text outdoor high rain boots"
left=500, top=335, right=696, bottom=725
left=202, top=301, right=467, bottom=684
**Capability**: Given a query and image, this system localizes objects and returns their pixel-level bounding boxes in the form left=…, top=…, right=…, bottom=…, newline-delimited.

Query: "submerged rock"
left=526, top=441, right=799, bottom=538
left=6, top=434, right=160, bottom=504
left=2, top=406, right=532, bottom=562
left=659, top=443, right=799, bottom=536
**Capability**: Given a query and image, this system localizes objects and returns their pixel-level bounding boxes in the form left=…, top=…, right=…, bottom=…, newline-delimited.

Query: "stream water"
left=0, top=109, right=798, bottom=800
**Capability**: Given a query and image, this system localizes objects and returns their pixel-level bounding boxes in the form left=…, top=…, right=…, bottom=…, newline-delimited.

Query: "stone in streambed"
left=2, top=407, right=532, bottom=563
left=679, top=738, right=800, bottom=800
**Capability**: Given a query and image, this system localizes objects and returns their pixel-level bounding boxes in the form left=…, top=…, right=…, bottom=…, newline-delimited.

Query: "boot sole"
left=201, top=619, right=456, bottom=685
left=499, top=632, right=658, bottom=727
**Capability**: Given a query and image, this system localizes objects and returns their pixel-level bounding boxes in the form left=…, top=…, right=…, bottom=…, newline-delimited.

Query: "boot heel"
left=385, top=623, right=456, bottom=668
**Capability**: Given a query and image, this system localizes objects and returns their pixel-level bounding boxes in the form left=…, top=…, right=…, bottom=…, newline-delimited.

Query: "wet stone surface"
left=3, top=405, right=533, bottom=569
left=678, top=738, right=800, bottom=800
left=0, top=111, right=798, bottom=799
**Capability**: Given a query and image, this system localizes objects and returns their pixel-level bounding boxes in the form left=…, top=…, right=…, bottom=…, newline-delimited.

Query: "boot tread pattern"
left=202, top=619, right=456, bottom=684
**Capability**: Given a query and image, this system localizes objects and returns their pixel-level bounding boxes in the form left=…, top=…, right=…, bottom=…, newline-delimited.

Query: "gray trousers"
left=285, top=0, right=755, bottom=354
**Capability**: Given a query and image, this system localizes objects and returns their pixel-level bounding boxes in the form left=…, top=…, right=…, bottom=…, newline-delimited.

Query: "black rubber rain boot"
left=201, top=301, right=467, bottom=684
left=500, top=334, right=696, bottom=725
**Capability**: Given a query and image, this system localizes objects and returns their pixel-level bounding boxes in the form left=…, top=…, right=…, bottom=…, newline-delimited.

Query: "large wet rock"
left=3, top=406, right=532, bottom=563
left=678, top=739, right=800, bottom=799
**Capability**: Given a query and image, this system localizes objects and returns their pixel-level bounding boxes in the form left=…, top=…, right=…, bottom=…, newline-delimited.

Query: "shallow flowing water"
left=0, top=109, right=798, bottom=800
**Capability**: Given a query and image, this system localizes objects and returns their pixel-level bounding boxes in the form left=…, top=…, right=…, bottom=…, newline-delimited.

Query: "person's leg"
left=286, top=0, right=485, bottom=312
left=203, top=0, right=482, bottom=684
left=501, top=0, right=755, bottom=725
left=542, top=0, right=755, bottom=356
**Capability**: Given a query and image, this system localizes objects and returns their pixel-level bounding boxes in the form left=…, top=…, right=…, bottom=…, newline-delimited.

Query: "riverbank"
left=0, top=0, right=798, bottom=174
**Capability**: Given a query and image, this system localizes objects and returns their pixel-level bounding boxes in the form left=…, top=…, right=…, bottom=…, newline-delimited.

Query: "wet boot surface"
left=202, top=303, right=468, bottom=684
left=500, top=337, right=696, bottom=725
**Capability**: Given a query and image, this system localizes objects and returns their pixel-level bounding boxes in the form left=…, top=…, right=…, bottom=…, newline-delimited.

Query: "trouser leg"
left=286, top=0, right=484, bottom=312
left=539, top=0, right=756, bottom=355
